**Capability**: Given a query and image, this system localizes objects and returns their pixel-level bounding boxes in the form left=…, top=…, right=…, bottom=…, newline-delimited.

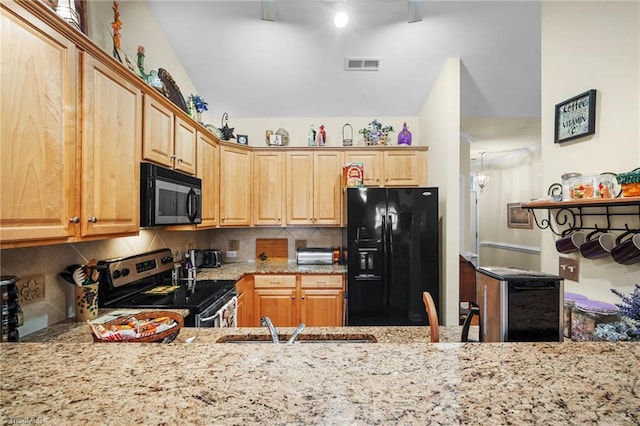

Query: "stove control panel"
left=101, top=249, right=174, bottom=288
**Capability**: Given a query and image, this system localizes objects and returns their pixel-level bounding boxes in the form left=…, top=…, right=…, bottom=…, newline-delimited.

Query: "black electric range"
left=98, top=248, right=236, bottom=327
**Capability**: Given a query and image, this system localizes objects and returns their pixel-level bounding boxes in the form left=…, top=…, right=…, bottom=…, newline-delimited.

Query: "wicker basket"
left=616, top=168, right=640, bottom=197
left=90, top=311, right=184, bottom=343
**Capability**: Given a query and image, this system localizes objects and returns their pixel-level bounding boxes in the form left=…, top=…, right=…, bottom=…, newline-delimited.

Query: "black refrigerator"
left=345, top=187, right=439, bottom=326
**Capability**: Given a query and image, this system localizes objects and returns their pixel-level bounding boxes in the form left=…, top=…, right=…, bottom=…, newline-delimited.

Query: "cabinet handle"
left=88, top=217, right=98, bottom=223
left=177, top=158, right=183, bottom=163
left=69, top=216, right=80, bottom=224
left=171, top=155, right=176, bottom=160
left=317, top=281, right=326, bottom=284
left=291, top=296, right=295, bottom=300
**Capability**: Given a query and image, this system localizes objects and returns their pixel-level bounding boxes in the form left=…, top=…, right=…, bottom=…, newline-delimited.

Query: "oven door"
left=196, top=295, right=237, bottom=327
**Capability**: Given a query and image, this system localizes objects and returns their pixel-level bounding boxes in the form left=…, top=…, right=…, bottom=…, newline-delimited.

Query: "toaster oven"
left=192, top=249, right=222, bottom=268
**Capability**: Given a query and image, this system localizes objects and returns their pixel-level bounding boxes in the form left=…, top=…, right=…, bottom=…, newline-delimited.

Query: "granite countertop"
left=5, top=318, right=640, bottom=424
left=195, top=261, right=346, bottom=281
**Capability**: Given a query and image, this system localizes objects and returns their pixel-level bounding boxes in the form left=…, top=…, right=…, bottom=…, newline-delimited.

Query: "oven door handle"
left=198, top=296, right=237, bottom=325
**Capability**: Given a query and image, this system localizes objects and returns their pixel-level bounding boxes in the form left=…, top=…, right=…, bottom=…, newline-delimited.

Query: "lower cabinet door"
left=254, top=288, right=297, bottom=328
left=301, top=289, right=343, bottom=327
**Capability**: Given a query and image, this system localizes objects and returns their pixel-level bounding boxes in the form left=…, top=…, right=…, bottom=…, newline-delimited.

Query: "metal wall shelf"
left=522, top=197, right=640, bottom=236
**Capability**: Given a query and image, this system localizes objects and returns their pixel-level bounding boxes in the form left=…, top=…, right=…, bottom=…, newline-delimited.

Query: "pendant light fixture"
left=475, top=151, right=491, bottom=193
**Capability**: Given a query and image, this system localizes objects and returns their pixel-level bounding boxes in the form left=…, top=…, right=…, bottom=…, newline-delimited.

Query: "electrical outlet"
left=226, top=251, right=237, bottom=258
left=559, top=257, right=579, bottom=282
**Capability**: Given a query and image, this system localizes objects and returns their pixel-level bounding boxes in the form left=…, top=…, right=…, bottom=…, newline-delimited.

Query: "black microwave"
left=140, top=162, right=202, bottom=227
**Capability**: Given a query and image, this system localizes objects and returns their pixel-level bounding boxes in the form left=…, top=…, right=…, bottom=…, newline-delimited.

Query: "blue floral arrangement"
left=189, top=94, right=208, bottom=113
left=359, top=119, right=394, bottom=145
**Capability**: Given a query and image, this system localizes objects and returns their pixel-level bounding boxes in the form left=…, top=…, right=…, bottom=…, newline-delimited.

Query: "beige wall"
left=419, top=58, right=461, bottom=326
left=86, top=0, right=199, bottom=115
left=541, top=1, right=640, bottom=302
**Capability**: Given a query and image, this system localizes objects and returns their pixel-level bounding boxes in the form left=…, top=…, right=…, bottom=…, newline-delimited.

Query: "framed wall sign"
left=237, top=134, right=248, bottom=145
left=554, top=89, right=596, bottom=143
left=507, top=203, right=533, bottom=229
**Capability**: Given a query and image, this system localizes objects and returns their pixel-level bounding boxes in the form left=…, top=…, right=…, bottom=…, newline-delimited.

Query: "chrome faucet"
left=287, top=322, right=305, bottom=344
left=260, top=317, right=279, bottom=344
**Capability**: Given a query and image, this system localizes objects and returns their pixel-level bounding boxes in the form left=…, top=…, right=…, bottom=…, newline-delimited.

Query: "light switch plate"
left=559, top=257, right=579, bottom=282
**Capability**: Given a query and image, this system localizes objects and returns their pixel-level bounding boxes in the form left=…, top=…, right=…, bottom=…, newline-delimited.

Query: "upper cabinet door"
left=285, top=152, right=314, bottom=225
left=174, top=116, right=196, bottom=175
left=81, top=53, right=142, bottom=237
left=253, top=151, right=284, bottom=226
left=313, top=151, right=342, bottom=225
left=219, top=144, right=252, bottom=226
left=142, top=95, right=174, bottom=168
left=383, top=150, right=427, bottom=186
left=0, top=4, right=78, bottom=245
left=343, top=151, right=383, bottom=187
left=196, top=131, right=219, bottom=228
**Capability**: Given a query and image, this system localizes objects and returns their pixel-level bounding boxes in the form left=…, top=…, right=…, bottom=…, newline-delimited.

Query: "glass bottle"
left=317, top=125, right=327, bottom=146
left=398, top=122, right=412, bottom=145
left=308, top=125, right=317, bottom=146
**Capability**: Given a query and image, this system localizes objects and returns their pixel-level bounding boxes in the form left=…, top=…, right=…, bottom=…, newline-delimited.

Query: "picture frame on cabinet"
left=269, top=134, right=282, bottom=146
left=237, top=134, right=249, bottom=145
left=554, top=89, right=597, bottom=143
left=507, top=203, right=533, bottom=229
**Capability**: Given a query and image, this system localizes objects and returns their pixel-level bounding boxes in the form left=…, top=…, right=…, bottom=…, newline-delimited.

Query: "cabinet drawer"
left=301, top=275, right=343, bottom=289
left=254, top=275, right=296, bottom=288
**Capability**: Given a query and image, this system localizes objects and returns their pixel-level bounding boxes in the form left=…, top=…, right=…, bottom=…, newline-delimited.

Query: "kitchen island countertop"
left=5, top=320, right=640, bottom=425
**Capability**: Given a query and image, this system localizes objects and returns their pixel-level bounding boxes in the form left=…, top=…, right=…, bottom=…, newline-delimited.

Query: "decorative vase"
left=398, top=122, right=412, bottom=145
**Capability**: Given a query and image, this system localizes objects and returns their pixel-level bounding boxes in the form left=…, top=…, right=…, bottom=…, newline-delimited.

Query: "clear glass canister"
left=561, top=173, right=581, bottom=201
left=571, top=300, right=619, bottom=341
left=563, top=292, right=588, bottom=338
left=571, top=174, right=598, bottom=199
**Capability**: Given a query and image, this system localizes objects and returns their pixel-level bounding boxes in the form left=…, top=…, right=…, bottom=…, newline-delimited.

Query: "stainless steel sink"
left=216, top=334, right=377, bottom=344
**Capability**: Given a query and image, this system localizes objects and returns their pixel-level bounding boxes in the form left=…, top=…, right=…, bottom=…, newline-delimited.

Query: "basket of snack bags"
left=88, top=311, right=183, bottom=343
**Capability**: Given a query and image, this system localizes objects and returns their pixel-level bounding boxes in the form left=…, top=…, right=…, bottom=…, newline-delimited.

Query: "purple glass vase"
left=397, top=122, right=412, bottom=145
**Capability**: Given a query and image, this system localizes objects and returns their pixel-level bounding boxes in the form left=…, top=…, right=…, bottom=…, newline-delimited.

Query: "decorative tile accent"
left=228, top=240, right=240, bottom=251
left=295, top=240, right=307, bottom=250
left=16, top=274, right=46, bottom=305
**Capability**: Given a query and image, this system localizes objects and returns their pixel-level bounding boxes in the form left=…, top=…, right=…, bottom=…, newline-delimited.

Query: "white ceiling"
left=147, top=0, right=541, bottom=121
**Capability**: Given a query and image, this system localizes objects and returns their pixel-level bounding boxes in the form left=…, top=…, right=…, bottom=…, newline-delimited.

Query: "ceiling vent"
left=344, top=57, right=380, bottom=71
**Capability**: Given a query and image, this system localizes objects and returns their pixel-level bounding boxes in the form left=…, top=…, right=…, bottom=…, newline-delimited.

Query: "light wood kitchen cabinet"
left=285, top=151, right=342, bottom=226
left=81, top=53, right=142, bottom=237
left=219, top=144, right=252, bottom=226
left=343, top=149, right=427, bottom=187
left=300, top=275, right=344, bottom=327
left=383, top=150, right=426, bottom=186
left=196, top=131, right=219, bottom=228
left=253, top=151, right=284, bottom=226
left=236, top=275, right=255, bottom=327
left=343, top=150, right=383, bottom=186
left=1, top=2, right=78, bottom=245
left=253, top=275, right=297, bottom=328
left=142, top=96, right=196, bottom=175
left=252, top=274, right=344, bottom=327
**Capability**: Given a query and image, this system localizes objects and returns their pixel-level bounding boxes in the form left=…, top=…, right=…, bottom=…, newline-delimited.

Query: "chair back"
left=422, top=292, right=440, bottom=343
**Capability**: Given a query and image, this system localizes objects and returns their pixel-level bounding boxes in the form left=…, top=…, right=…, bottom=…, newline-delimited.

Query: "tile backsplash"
left=0, top=227, right=342, bottom=336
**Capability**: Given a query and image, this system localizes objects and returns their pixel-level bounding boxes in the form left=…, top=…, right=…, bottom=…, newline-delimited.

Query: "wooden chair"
left=422, top=292, right=440, bottom=343
left=423, top=291, right=479, bottom=343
